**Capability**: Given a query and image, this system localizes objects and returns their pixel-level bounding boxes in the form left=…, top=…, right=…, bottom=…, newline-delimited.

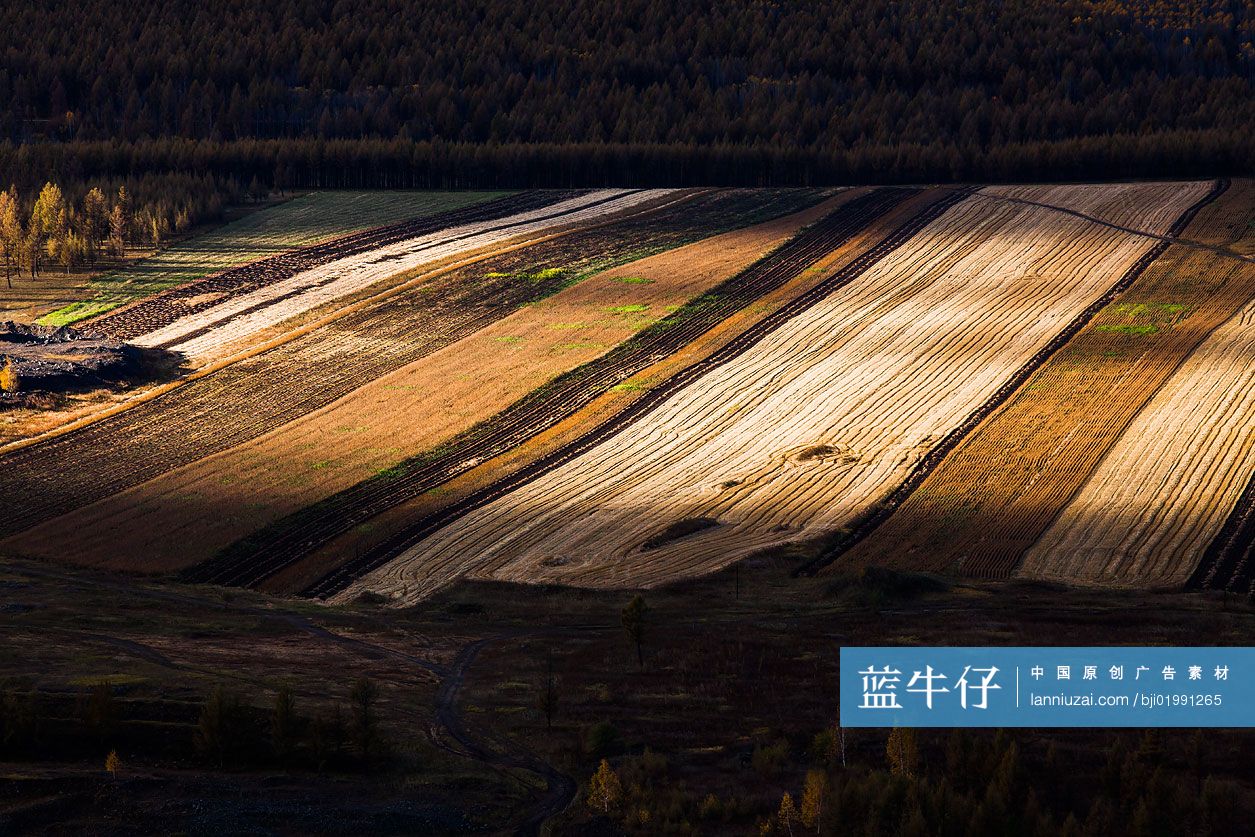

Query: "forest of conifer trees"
left=0, top=0, right=1251, bottom=188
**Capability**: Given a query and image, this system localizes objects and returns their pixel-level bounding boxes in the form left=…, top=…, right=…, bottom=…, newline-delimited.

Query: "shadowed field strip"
left=840, top=178, right=1251, bottom=581
left=1195, top=459, right=1255, bottom=596
left=2, top=192, right=687, bottom=455
left=1019, top=291, right=1255, bottom=589
left=0, top=189, right=826, bottom=550
left=284, top=187, right=962, bottom=598
left=337, top=181, right=1209, bottom=605
left=8, top=192, right=845, bottom=572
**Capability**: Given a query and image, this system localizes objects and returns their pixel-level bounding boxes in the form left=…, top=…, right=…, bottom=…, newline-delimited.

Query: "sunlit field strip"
left=34, top=190, right=509, bottom=326
left=8, top=194, right=840, bottom=574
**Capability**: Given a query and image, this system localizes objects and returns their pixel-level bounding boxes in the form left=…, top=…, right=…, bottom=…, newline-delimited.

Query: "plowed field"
left=332, top=182, right=1212, bottom=605
left=6, top=191, right=845, bottom=573
left=0, top=189, right=826, bottom=548
left=839, top=179, right=1248, bottom=581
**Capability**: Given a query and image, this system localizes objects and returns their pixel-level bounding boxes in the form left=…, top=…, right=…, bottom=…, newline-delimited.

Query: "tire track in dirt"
left=430, top=631, right=592, bottom=836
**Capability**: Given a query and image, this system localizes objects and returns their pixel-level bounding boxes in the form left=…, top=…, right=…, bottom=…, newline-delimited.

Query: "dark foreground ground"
left=1, top=549, right=1252, bottom=835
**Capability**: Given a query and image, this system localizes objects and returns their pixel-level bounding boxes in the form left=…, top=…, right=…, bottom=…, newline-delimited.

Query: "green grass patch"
left=611, top=381, right=646, bottom=392
left=611, top=275, right=654, bottom=285
left=553, top=341, right=608, bottom=351
left=1109, top=302, right=1187, bottom=317
left=1094, top=324, right=1159, bottom=336
left=492, top=266, right=568, bottom=284
left=205, top=191, right=841, bottom=570
left=38, top=299, right=126, bottom=326
left=495, top=335, right=525, bottom=344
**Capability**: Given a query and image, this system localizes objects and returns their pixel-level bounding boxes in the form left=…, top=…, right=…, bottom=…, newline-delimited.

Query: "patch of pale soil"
left=269, top=187, right=961, bottom=594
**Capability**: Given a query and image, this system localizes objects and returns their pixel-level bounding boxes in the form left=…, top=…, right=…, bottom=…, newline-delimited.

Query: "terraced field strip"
left=329, top=182, right=1210, bottom=607
left=1020, top=290, right=1255, bottom=590
left=185, top=186, right=921, bottom=592
left=31, top=191, right=512, bottom=327
left=11, top=191, right=848, bottom=574
left=837, top=178, right=1245, bottom=580
left=0, top=188, right=824, bottom=546
left=132, top=190, right=667, bottom=361
left=81, top=190, right=552, bottom=340
left=286, top=187, right=968, bottom=601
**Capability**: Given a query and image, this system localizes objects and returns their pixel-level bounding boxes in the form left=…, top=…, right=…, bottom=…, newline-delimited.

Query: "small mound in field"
left=796, top=444, right=837, bottom=461
left=0, top=321, right=180, bottom=397
left=640, top=517, right=721, bottom=551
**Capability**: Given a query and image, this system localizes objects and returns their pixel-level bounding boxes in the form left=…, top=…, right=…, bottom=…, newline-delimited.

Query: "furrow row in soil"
left=329, top=182, right=1206, bottom=606
left=5, top=189, right=847, bottom=575
left=840, top=179, right=1253, bottom=582
left=139, top=190, right=665, bottom=360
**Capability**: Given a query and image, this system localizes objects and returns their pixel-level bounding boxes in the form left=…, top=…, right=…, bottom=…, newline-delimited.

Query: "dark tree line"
left=1, top=0, right=1252, bottom=186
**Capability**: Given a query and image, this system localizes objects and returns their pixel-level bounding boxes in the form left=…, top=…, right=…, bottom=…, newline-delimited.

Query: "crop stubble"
left=84, top=190, right=567, bottom=342
left=1020, top=259, right=1255, bottom=590
left=293, top=187, right=974, bottom=601
left=186, top=186, right=923, bottom=592
left=131, top=191, right=671, bottom=360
